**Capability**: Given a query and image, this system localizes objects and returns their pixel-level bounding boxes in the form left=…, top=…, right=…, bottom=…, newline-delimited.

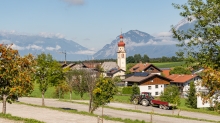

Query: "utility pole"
left=59, top=50, right=67, bottom=64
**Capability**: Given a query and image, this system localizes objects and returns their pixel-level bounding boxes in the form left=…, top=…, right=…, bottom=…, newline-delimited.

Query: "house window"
left=155, top=92, right=159, bottom=95
left=148, top=86, right=151, bottom=90
left=155, top=85, right=158, bottom=88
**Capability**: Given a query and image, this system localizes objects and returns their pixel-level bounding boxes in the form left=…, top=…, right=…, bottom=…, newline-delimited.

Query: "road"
left=14, top=97, right=220, bottom=123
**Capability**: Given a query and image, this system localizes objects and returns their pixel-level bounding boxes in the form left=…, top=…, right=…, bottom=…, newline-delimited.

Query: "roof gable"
left=123, top=73, right=172, bottom=83
left=82, top=62, right=100, bottom=69
left=101, top=62, right=118, bottom=71
left=129, top=62, right=162, bottom=73
left=107, top=68, right=125, bottom=75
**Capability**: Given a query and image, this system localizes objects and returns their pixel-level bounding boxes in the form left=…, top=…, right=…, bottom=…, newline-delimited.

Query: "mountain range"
left=0, top=18, right=195, bottom=61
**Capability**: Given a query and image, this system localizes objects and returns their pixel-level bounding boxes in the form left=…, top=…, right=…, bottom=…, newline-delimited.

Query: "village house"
left=167, top=74, right=202, bottom=97
left=129, top=62, right=162, bottom=75
left=123, top=72, right=171, bottom=96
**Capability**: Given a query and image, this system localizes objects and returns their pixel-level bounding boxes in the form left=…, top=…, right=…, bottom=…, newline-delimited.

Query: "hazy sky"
left=0, top=0, right=188, bottom=51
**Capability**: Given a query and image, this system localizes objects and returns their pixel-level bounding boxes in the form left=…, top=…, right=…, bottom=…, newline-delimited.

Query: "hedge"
left=122, top=87, right=132, bottom=94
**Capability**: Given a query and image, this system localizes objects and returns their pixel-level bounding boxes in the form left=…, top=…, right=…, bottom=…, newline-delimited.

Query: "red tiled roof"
left=162, top=69, right=170, bottom=77
left=167, top=74, right=198, bottom=83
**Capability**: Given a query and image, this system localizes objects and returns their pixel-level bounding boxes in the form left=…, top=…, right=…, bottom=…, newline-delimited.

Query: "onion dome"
left=118, top=35, right=125, bottom=47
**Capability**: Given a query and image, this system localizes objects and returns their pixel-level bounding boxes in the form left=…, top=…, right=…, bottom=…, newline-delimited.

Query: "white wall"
left=182, top=77, right=203, bottom=97
left=139, top=84, right=165, bottom=96
left=113, top=71, right=125, bottom=79
left=197, top=95, right=212, bottom=108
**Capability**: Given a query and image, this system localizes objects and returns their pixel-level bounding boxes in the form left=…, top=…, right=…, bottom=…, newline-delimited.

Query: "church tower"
left=117, top=34, right=126, bottom=71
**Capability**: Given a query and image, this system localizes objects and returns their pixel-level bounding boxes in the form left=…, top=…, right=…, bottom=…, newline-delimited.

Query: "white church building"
left=101, top=34, right=126, bottom=79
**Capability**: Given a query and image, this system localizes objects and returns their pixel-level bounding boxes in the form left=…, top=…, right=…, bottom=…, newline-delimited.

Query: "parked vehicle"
left=131, top=92, right=175, bottom=110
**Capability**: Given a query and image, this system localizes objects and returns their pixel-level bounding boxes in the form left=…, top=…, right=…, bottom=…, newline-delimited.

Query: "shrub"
left=160, top=85, right=180, bottom=106
left=122, top=87, right=132, bottom=94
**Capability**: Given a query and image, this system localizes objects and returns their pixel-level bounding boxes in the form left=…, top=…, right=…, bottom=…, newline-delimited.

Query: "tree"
left=185, top=81, right=197, bottom=108
left=142, top=54, right=150, bottom=63
left=171, top=56, right=178, bottom=62
left=0, top=44, right=35, bottom=114
left=127, top=56, right=135, bottom=63
left=160, top=85, right=180, bottom=106
left=134, top=54, right=142, bottom=63
left=63, top=70, right=74, bottom=100
left=84, top=69, right=97, bottom=113
left=35, top=53, right=64, bottom=106
left=170, top=66, right=191, bottom=75
left=91, top=76, right=117, bottom=113
left=54, top=81, right=69, bottom=99
left=161, top=56, right=169, bottom=62
left=132, top=84, right=140, bottom=95
left=172, top=0, right=220, bottom=100
left=71, top=69, right=88, bottom=99
left=130, top=84, right=140, bottom=100
left=126, top=63, right=136, bottom=74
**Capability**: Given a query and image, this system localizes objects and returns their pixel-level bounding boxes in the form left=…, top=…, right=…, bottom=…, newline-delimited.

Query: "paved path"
left=0, top=118, right=23, bottom=123
left=17, top=97, right=219, bottom=123
left=1, top=100, right=121, bottom=123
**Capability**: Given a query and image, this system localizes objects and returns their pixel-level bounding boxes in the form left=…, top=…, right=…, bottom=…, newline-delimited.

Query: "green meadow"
left=152, top=62, right=185, bottom=68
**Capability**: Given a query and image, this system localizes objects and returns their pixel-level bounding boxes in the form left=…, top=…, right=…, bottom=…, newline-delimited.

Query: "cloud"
left=39, top=32, right=65, bottom=39
left=61, top=0, right=84, bottom=5
left=153, top=32, right=173, bottom=37
left=11, top=44, right=25, bottom=50
left=46, top=45, right=61, bottom=51
left=70, top=50, right=95, bottom=55
left=125, top=34, right=177, bottom=48
left=26, top=44, right=43, bottom=50
left=10, top=44, right=44, bottom=51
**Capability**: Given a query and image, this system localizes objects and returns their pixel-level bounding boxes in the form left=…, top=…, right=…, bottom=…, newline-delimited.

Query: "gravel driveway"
left=16, top=97, right=219, bottom=123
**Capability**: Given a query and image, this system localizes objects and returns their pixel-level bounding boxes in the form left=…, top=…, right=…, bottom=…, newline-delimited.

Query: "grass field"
left=127, top=62, right=185, bottom=70
left=152, top=62, right=185, bottom=68
left=30, top=84, right=131, bottom=103
left=30, top=83, right=90, bottom=100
